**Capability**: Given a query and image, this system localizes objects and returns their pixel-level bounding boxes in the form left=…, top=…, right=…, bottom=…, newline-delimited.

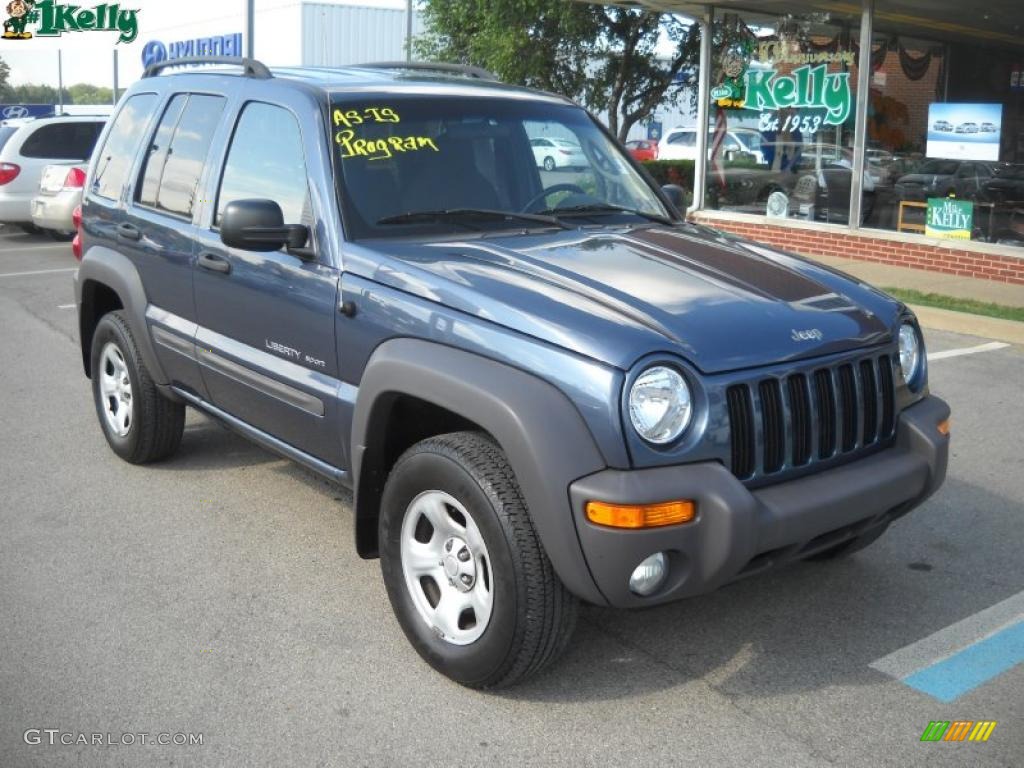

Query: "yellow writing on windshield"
left=333, top=107, right=400, bottom=127
left=336, top=129, right=439, bottom=161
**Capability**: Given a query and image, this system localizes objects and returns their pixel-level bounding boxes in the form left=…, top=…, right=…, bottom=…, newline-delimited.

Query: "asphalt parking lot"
left=0, top=227, right=1021, bottom=767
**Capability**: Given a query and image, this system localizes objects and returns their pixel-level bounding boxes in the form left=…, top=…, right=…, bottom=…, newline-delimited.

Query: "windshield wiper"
left=377, top=208, right=571, bottom=229
left=536, top=204, right=674, bottom=226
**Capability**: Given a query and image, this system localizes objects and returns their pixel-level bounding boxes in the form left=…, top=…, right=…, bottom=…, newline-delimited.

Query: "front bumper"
left=30, top=189, right=79, bottom=232
left=569, top=395, right=949, bottom=608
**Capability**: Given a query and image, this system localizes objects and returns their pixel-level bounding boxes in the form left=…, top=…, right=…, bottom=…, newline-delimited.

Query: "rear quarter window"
left=91, top=94, right=159, bottom=201
left=20, top=121, right=105, bottom=160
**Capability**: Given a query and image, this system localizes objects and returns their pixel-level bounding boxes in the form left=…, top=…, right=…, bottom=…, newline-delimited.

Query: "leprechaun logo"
left=2, top=1, right=139, bottom=43
left=3, top=0, right=36, bottom=39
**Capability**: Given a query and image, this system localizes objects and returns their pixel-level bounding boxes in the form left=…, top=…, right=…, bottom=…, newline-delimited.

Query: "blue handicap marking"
left=902, top=620, right=1024, bottom=703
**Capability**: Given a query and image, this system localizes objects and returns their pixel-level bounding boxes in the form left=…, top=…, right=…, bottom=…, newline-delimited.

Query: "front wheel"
left=543, top=156, right=556, bottom=172
left=379, top=432, right=577, bottom=688
left=90, top=311, right=185, bottom=464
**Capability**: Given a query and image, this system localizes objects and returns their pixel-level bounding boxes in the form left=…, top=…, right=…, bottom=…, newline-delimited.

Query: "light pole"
left=245, top=0, right=255, bottom=58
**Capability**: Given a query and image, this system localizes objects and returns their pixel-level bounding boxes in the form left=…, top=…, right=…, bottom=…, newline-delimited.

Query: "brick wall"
left=692, top=214, right=1024, bottom=285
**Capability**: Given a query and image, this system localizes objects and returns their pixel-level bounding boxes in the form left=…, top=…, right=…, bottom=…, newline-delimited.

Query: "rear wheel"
left=90, top=311, right=185, bottom=464
left=17, top=223, right=42, bottom=235
left=379, top=431, right=577, bottom=688
left=46, top=229, right=75, bottom=242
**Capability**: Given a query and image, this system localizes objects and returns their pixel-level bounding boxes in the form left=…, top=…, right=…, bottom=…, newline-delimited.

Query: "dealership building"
left=607, top=1, right=1024, bottom=286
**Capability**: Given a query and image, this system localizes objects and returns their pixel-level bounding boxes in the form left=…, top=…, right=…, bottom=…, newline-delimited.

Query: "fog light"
left=938, top=418, right=950, bottom=436
left=629, top=552, right=668, bottom=596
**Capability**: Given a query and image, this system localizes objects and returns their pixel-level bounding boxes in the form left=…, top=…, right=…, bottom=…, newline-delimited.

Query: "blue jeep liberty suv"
left=74, top=57, right=950, bottom=688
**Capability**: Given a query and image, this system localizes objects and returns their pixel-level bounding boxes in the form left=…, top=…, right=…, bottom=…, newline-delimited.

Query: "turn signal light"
left=937, top=418, right=950, bottom=436
left=585, top=500, right=695, bottom=529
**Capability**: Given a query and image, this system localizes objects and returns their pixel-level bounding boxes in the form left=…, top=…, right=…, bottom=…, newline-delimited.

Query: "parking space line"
left=0, top=243, right=72, bottom=251
left=929, top=342, right=1011, bottom=361
left=901, top=621, right=1024, bottom=702
left=0, top=268, right=77, bottom=279
left=58, top=303, right=75, bottom=309
left=870, top=591, right=1024, bottom=701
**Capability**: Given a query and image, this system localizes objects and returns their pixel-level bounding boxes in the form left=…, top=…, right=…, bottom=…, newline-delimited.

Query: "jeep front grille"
left=726, top=353, right=897, bottom=483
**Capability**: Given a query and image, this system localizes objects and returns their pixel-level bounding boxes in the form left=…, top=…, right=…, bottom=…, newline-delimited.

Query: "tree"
left=68, top=83, right=113, bottom=105
left=0, top=56, right=11, bottom=102
left=414, top=0, right=602, bottom=104
left=415, top=0, right=700, bottom=142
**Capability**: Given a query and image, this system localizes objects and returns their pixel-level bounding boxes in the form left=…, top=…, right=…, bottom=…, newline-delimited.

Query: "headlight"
left=628, top=366, right=692, bottom=444
left=898, top=322, right=921, bottom=383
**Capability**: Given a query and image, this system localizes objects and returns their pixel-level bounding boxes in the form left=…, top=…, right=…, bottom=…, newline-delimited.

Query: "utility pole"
left=57, top=50, right=64, bottom=115
left=405, top=0, right=413, bottom=61
left=112, top=49, right=119, bottom=106
left=245, top=0, right=255, bottom=58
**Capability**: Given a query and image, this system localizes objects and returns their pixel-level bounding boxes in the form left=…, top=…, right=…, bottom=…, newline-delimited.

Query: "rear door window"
left=136, top=93, right=226, bottom=219
left=20, top=121, right=105, bottom=160
left=91, top=93, right=158, bottom=201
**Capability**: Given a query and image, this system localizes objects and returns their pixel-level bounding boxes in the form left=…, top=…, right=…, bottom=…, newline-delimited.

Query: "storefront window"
left=863, top=38, right=1024, bottom=248
left=703, top=11, right=863, bottom=223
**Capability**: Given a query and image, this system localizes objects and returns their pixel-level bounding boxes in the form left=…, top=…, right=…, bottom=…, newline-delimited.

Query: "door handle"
left=116, top=222, right=141, bottom=241
left=197, top=251, right=231, bottom=275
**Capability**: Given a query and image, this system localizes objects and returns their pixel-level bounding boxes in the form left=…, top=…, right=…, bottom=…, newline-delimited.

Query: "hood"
left=897, top=173, right=952, bottom=185
left=353, top=225, right=898, bottom=373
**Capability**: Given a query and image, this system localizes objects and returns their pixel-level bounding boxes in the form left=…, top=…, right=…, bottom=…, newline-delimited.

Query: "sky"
left=1, top=0, right=408, bottom=93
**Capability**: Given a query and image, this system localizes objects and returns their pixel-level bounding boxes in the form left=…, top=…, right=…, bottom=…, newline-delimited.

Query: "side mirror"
left=661, top=184, right=686, bottom=211
left=220, top=199, right=311, bottom=255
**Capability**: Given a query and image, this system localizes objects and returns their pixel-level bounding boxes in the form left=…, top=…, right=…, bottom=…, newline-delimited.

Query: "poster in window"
left=926, top=103, right=1002, bottom=161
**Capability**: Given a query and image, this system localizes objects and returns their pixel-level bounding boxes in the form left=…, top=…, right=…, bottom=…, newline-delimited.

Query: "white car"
left=530, top=137, right=587, bottom=171
left=31, top=164, right=87, bottom=240
left=0, top=115, right=105, bottom=235
left=658, top=127, right=765, bottom=164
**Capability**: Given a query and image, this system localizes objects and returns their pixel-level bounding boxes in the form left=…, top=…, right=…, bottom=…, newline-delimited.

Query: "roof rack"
left=142, top=56, right=272, bottom=80
left=356, top=61, right=498, bottom=81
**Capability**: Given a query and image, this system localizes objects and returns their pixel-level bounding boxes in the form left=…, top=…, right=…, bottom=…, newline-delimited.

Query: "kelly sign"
left=744, top=63, right=852, bottom=126
left=925, top=198, right=973, bottom=240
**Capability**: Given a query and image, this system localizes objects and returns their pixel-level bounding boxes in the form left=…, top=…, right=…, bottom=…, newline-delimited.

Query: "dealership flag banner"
left=926, top=198, right=973, bottom=240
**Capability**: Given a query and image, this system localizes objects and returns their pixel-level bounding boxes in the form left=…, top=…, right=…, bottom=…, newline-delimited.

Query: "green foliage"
left=415, top=0, right=700, bottom=141
left=68, top=83, right=113, bottom=105
left=641, top=159, right=695, bottom=188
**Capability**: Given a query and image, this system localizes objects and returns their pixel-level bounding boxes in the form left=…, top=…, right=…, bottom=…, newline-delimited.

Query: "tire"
left=808, top=522, right=890, bottom=560
left=90, top=310, right=185, bottom=464
left=379, top=431, right=577, bottom=689
left=17, top=223, right=42, bottom=235
left=46, top=229, right=75, bottom=242
left=543, top=156, right=556, bottom=172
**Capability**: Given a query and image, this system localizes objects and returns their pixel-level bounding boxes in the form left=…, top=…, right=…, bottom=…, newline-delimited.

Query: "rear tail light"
left=71, top=204, right=82, bottom=260
left=0, top=162, right=20, bottom=185
left=63, top=167, right=86, bottom=189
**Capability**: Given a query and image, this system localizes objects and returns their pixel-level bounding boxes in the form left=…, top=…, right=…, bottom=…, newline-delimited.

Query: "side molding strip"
left=172, top=386, right=349, bottom=487
left=196, top=347, right=326, bottom=417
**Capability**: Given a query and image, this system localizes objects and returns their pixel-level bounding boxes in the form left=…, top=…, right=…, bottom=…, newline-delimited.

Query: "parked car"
left=979, top=122, right=998, bottom=133
left=75, top=57, right=948, bottom=689
left=981, top=163, right=1024, bottom=203
left=931, top=120, right=953, bottom=132
left=624, top=139, right=658, bottom=162
left=529, top=137, right=586, bottom=170
left=658, top=126, right=765, bottom=163
left=954, top=122, right=979, bottom=134
left=895, top=159, right=994, bottom=201
left=30, top=164, right=86, bottom=240
left=0, top=115, right=105, bottom=234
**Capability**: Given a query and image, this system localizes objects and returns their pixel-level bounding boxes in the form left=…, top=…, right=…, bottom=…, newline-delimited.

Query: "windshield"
left=329, top=96, right=670, bottom=239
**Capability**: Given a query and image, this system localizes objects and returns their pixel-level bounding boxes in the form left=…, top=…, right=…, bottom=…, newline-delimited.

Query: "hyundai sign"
left=141, top=33, right=244, bottom=69
left=0, top=104, right=55, bottom=120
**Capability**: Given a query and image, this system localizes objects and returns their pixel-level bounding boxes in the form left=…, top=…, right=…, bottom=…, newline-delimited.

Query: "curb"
left=909, top=304, right=1024, bottom=346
